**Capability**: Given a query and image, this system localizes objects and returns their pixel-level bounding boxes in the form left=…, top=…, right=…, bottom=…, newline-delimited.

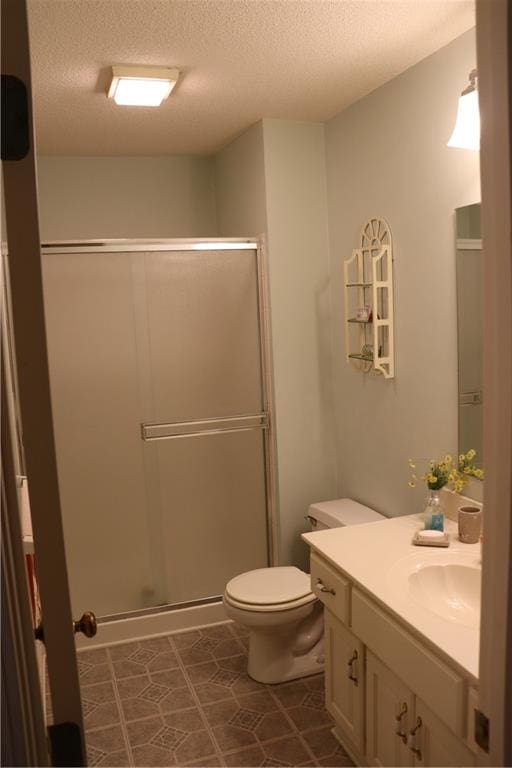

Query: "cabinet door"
left=412, top=698, right=475, bottom=768
left=324, top=608, right=365, bottom=753
left=366, top=651, right=414, bottom=767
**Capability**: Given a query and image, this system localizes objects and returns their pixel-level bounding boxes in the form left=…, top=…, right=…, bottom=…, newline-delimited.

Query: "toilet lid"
left=225, top=567, right=313, bottom=606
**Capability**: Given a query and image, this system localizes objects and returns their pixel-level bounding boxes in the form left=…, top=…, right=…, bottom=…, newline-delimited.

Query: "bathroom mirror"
left=455, top=202, right=483, bottom=469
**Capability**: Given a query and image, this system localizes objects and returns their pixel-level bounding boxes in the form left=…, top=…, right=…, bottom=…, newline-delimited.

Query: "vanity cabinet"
left=366, top=651, right=414, bottom=767
left=324, top=609, right=365, bottom=755
left=414, top=698, right=475, bottom=768
left=366, top=652, right=475, bottom=767
left=352, top=588, right=465, bottom=736
left=309, top=552, right=479, bottom=767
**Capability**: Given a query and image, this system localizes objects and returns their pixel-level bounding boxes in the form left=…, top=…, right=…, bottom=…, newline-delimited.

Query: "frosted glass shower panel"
left=151, top=429, right=268, bottom=603
left=42, top=242, right=271, bottom=618
left=42, top=252, right=154, bottom=617
left=143, top=248, right=263, bottom=420
left=141, top=247, right=269, bottom=603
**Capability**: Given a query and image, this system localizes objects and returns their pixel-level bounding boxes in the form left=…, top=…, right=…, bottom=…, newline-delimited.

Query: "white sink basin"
left=386, top=548, right=482, bottom=630
left=408, top=562, right=481, bottom=628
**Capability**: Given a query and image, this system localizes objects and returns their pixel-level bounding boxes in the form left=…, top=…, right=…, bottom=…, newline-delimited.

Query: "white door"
left=2, top=0, right=86, bottom=764
left=366, top=651, right=414, bottom=767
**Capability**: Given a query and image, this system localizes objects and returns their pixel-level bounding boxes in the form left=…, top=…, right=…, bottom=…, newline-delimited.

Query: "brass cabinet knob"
left=73, top=611, right=97, bottom=638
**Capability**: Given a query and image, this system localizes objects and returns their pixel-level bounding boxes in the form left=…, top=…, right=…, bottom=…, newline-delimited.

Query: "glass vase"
left=424, top=489, right=445, bottom=531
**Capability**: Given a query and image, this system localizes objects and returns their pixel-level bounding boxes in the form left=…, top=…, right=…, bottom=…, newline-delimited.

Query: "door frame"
left=1, top=353, right=49, bottom=766
left=476, top=0, right=512, bottom=765
left=1, top=0, right=86, bottom=762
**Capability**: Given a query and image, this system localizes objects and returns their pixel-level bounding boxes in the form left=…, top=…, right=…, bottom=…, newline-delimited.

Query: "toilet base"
left=246, top=605, right=325, bottom=684
left=248, top=643, right=324, bottom=684
left=223, top=592, right=325, bottom=684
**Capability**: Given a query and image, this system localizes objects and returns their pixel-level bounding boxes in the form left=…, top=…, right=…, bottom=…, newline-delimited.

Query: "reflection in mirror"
left=455, top=203, right=483, bottom=470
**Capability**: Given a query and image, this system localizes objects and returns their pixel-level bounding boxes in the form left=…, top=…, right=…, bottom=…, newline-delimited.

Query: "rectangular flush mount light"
left=108, top=66, right=179, bottom=107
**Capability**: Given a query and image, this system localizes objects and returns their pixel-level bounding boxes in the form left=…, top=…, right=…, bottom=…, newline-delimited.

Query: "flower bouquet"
left=408, top=450, right=483, bottom=529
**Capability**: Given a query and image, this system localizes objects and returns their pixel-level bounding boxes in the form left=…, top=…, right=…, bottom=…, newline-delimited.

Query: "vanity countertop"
left=302, top=513, right=481, bottom=682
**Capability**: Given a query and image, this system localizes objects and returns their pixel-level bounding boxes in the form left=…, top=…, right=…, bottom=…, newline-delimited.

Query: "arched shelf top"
left=360, top=217, right=392, bottom=254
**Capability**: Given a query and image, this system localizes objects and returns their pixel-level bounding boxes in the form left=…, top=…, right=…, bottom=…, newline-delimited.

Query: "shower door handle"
left=141, top=413, right=268, bottom=441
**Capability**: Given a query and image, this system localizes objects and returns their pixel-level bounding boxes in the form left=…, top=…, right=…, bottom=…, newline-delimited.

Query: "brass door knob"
left=73, top=611, right=97, bottom=638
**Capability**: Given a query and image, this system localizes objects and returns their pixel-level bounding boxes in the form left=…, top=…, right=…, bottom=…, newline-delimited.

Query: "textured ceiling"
left=28, top=0, right=475, bottom=156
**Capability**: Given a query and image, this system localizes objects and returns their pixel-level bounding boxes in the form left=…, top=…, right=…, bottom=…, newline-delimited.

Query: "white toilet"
left=223, top=498, right=384, bottom=684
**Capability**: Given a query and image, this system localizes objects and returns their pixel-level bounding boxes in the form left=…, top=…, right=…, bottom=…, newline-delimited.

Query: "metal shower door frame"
left=40, top=237, right=280, bottom=615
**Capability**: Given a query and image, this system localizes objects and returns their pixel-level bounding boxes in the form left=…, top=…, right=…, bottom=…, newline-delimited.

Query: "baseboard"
left=75, top=599, right=228, bottom=650
left=331, top=725, right=367, bottom=767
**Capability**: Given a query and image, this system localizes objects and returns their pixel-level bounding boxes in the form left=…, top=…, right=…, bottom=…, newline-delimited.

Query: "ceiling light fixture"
left=108, top=66, right=180, bottom=107
left=447, top=69, right=480, bottom=150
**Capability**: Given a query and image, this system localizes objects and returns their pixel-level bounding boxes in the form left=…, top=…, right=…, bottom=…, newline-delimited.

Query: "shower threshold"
left=76, top=597, right=227, bottom=651
left=99, top=595, right=223, bottom=624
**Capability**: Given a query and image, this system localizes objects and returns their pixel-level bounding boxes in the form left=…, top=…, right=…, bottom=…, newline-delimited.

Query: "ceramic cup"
left=458, top=505, right=482, bottom=544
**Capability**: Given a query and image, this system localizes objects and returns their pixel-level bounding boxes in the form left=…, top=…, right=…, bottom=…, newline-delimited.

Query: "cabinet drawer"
left=310, top=552, right=350, bottom=624
left=352, top=588, right=465, bottom=737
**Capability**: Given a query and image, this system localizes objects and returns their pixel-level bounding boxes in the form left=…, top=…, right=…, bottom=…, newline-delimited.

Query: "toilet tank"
left=306, top=498, right=384, bottom=530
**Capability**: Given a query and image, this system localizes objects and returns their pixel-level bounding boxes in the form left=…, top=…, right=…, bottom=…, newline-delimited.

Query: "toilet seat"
left=224, top=567, right=316, bottom=613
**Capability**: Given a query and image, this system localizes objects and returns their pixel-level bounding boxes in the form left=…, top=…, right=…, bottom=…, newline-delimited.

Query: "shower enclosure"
left=41, top=239, right=277, bottom=620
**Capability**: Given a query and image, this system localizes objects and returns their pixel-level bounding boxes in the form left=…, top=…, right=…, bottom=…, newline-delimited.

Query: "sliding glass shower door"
left=42, top=241, right=274, bottom=618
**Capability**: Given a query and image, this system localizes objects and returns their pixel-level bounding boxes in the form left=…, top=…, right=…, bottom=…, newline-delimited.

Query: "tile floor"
left=73, top=622, right=354, bottom=767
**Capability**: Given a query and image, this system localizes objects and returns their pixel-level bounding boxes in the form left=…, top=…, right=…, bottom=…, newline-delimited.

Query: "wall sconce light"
left=108, top=66, right=180, bottom=107
left=447, top=69, right=480, bottom=150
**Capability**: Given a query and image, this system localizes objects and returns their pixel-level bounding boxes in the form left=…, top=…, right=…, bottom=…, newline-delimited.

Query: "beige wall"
left=325, top=29, right=481, bottom=517
left=36, top=155, right=217, bottom=240
left=261, top=120, right=337, bottom=567
left=215, top=120, right=338, bottom=568
left=214, top=122, right=268, bottom=236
